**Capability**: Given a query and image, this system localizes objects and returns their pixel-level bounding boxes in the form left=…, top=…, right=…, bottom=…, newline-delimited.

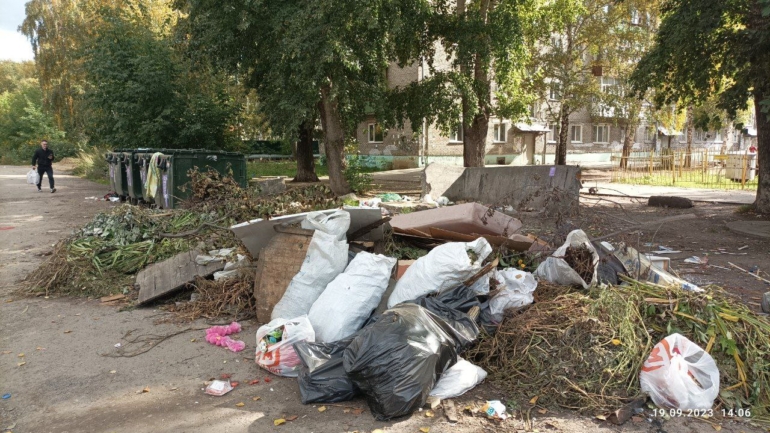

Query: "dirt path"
left=0, top=164, right=765, bottom=433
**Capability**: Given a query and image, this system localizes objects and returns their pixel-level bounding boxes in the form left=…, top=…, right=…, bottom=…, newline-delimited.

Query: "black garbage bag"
left=294, top=338, right=358, bottom=404
left=343, top=303, right=477, bottom=420
left=405, top=284, right=480, bottom=352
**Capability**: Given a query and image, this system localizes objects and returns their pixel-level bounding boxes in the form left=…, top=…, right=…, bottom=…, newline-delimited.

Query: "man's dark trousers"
left=37, top=166, right=54, bottom=190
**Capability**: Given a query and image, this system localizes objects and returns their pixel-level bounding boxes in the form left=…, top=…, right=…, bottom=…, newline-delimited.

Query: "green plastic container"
left=153, top=150, right=247, bottom=209
left=123, top=149, right=166, bottom=203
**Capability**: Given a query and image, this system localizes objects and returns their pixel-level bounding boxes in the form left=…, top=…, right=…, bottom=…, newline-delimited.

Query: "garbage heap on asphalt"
left=238, top=198, right=770, bottom=422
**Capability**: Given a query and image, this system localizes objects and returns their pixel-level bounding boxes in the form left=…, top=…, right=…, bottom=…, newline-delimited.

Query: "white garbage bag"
left=640, top=333, right=720, bottom=410
left=300, top=210, right=350, bottom=240
left=534, top=229, right=598, bottom=288
left=429, top=358, right=487, bottom=399
left=271, top=211, right=351, bottom=320
left=255, top=316, right=315, bottom=377
left=387, top=238, right=493, bottom=308
left=488, top=268, right=537, bottom=322
left=27, top=169, right=40, bottom=185
left=308, top=252, right=397, bottom=342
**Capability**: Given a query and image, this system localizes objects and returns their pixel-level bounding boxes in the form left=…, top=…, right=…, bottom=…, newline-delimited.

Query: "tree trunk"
left=460, top=0, right=491, bottom=168
left=463, top=112, right=488, bottom=167
left=318, top=85, right=350, bottom=195
left=293, top=119, right=319, bottom=183
left=753, top=93, right=770, bottom=213
left=723, top=122, right=733, bottom=154
left=620, top=122, right=636, bottom=170
left=556, top=105, right=569, bottom=165
left=684, top=105, right=693, bottom=168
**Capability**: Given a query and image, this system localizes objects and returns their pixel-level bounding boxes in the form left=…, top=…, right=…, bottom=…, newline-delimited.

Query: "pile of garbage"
left=238, top=203, right=770, bottom=423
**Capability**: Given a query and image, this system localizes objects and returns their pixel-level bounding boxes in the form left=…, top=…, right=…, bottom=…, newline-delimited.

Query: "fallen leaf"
left=425, top=410, right=434, bottom=418
left=170, top=387, right=178, bottom=391
left=17, top=362, right=25, bottom=367
left=286, top=415, right=298, bottom=421
left=249, top=379, right=260, bottom=385
left=420, top=428, right=430, bottom=433
left=352, top=408, right=365, bottom=415
left=713, top=426, right=722, bottom=431
left=611, top=339, right=622, bottom=346
left=221, top=374, right=232, bottom=380
left=264, top=377, right=272, bottom=383
left=142, top=387, right=150, bottom=393
left=631, top=416, right=643, bottom=423
left=1, top=351, right=11, bottom=355
left=530, top=396, right=539, bottom=405
left=64, top=330, right=72, bottom=334
left=190, top=338, right=197, bottom=343
left=252, top=396, right=261, bottom=401
left=274, top=418, right=286, bottom=426
left=235, top=402, right=245, bottom=407
left=343, top=408, right=351, bottom=414
left=36, top=347, right=44, bottom=351
left=109, top=370, right=117, bottom=374
left=595, top=414, right=608, bottom=421
left=318, top=406, right=327, bottom=412
left=231, top=381, right=239, bottom=387
left=538, top=408, right=548, bottom=414
left=17, top=353, right=24, bottom=357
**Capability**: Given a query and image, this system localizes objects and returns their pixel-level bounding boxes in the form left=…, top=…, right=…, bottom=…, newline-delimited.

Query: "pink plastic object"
left=205, top=322, right=245, bottom=352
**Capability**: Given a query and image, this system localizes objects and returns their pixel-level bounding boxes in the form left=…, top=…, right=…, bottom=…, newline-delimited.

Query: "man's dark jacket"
left=32, top=148, right=55, bottom=167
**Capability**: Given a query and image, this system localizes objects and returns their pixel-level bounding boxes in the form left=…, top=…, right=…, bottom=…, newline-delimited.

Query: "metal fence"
left=610, top=149, right=758, bottom=190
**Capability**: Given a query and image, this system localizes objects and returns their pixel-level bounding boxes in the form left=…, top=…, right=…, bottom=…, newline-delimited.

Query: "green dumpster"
left=124, top=149, right=166, bottom=204
left=153, top=150, right=247, bottom=209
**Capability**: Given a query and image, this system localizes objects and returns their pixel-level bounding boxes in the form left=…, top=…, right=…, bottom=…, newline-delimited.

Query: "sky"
left=0, top=0, right=35, bottom=62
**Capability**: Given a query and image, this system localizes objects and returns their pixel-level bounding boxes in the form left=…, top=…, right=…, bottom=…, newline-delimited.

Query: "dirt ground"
left=1, top=164, right=768, bottom=433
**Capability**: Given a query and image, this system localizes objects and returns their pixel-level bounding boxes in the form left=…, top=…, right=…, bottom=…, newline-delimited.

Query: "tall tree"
left=630, top=0, right=770, bottom=213
left=179, top=0, right=427, bottom=194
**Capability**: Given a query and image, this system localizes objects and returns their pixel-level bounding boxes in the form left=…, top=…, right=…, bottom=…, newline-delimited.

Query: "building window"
left=449, top=122, right=463, bottom=142
left=601, top=77, right=618, bottom=94
left=644, top=127, right=656, bottom=142
left=549, top=82, right=561, bottom=101
left=493, top=123, right=507, bottom=142
left=570, top=125, right=582, bottom=143
left=593, top=124, right=610, bottom=143
left=367, top=123, right=384, bottom=143
left=630, top=10, right=640, bottom=25
left=529, top=104, right=538, bottom=118
left=548, top=124, right=559, bottom=143
left=714, top=131, right=722, bottom=142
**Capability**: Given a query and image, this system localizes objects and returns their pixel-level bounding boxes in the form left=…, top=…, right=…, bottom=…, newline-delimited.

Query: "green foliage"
left=0, top=61, right=67, bottom=164
left=71, top=144, right=110, bottom=184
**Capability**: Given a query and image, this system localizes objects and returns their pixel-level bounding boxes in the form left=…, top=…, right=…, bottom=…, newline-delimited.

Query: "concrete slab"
left=422, top=164, right=581, bottom=215
left=725, top=221, right=770, bottom=240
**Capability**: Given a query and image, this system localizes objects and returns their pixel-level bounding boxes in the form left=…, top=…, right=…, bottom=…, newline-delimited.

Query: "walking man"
left=32, top=139, right=56, bottom=193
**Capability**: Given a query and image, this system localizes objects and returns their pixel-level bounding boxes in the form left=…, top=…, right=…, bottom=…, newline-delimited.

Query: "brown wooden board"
left=136, top=250, right=225, bottom=305
left=253, top=232, right=313, bottom=323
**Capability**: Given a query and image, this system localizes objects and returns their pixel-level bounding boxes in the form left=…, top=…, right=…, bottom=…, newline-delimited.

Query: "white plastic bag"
left=27, top=169, right=40, bottom=185
left=387, top=238, right=493, bottom=308
left=534, top=229, right=598, bottom=288
left=640, top=333, right=720, bottom=410
left=300, top=210, right=350, bottom=240
left=429, top=358, right=487, bottom=399
left=271, top=212, right=351, bottom=321
left=255, top=316, right=315, bottom=377
left=488, top=268, right=537, bottom=322
left=308, top=252, right=396, bottom=342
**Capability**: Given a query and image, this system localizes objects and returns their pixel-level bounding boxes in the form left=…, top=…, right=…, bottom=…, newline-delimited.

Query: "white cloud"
left=0, top=29, right=34, bottom=62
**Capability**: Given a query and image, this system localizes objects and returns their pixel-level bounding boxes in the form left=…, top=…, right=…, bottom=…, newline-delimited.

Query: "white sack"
left=429, top=358, right=487, bottom=399
left=534, top=229, right=598, bottom=288
left=271, top=211, right=351, bottom=320
left=488, top=268, right=537, bottom=322
left=308, top=252, right=397, bottom=342
left=387, top=238, right=493, bottom=308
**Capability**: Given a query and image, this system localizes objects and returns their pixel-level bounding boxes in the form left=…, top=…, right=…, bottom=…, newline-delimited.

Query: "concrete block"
left=422, top=163, right=581, bottom=215
left=251, top=177, right=287, bottom=196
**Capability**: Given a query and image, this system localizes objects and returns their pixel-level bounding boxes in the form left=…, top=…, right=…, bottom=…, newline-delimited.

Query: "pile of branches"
left=22, top=205, right=215, bottom=297
left=171, top=270, right=256, bottom=322
left=563, top=244, right=595, bottom=283
left=468, top=278, right=770, bottom=419
left=184, top=167, right=341, bottom=223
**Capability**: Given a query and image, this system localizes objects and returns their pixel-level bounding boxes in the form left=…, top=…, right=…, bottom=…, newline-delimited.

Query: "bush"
left=71, top=145, right=110, bottom=184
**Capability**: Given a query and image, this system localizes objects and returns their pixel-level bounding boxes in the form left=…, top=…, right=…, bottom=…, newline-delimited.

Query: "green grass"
left=247, top=159, right=386, bottom=179
left=614, top=171, right=758, bottom=190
